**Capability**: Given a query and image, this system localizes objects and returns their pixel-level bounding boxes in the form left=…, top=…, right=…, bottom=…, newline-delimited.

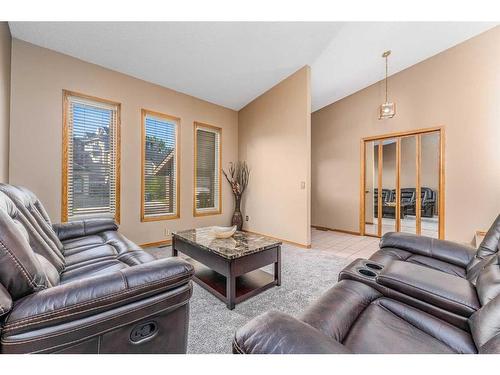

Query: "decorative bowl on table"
left=212, top=225, right=237, bottom=239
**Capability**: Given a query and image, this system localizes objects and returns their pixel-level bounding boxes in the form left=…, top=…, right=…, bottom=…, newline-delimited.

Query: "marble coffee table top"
left=173, top=227, right=282, bottom=260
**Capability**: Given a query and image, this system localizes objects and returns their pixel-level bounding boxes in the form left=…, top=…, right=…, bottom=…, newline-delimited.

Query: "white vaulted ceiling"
left=9, top=22, right=497, bottom=111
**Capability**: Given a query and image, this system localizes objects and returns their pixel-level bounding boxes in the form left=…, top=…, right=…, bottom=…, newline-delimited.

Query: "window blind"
left=65, top=94, right=119, bottom=221
left=142, top=111, right=178, bottom=220
left=195, top=124, right=221, bottom=214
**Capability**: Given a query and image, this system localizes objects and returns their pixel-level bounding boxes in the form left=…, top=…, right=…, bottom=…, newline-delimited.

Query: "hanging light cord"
left=385, top=55, right=388, bottom=103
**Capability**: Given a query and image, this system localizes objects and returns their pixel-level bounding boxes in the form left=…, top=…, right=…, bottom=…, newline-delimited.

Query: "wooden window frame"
left=62, top=90, right=121, bottom=223
left=141, top=109, right=181, bottom=222
left=193, top=121, right=222, bottom=217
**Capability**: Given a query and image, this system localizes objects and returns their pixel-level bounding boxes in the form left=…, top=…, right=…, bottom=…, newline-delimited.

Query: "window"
left=141, top=109, right=180, bottom=221
left=62, top=91, right=120, bottom=222
left=194, top=122, right=221, bottom=216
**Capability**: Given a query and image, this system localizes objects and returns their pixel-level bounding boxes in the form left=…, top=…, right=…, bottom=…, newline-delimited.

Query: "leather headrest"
left=0, top=201, right=49, bottom=299
left=475, top=255, right=500, bottom=306
left=477, top=214, right=500, bottom=258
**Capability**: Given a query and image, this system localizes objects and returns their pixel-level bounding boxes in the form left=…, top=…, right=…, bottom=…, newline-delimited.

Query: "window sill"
left=193, top=210, right=222, bottom=217
left=141, top=214, right=180, bottom=222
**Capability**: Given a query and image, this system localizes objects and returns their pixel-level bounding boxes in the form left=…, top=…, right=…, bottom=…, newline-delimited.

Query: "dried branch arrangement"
left=223, top=161, right=250, bottom=197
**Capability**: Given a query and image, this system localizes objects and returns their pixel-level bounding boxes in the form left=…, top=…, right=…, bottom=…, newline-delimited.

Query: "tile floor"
left=309, top=227, right=380, bottom=260
left=365, top=216, right=438, bottom=238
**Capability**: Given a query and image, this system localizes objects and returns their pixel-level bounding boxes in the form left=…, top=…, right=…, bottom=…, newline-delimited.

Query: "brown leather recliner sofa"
left=233, top=216, right=500, bottom=354
left=369, top=215, right=500, bottom=281
left=0, top=184, right=194, bottom=354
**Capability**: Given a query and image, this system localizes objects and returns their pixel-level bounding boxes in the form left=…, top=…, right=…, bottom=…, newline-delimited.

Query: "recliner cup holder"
left=365, top=263, right=383, bottom=270
left=358, top=269, right=376, bottom=277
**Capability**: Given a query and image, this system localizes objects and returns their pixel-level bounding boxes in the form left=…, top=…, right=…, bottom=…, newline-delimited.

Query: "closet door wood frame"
left=359, top=126, right=445, bottom=239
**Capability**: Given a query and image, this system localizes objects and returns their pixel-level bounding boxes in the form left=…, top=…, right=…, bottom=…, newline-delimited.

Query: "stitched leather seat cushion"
left=235, top=280, right=479, bottom=354
left=302, top=280, right=476, bottom=354
left=343, top=297, right=476, bottom=353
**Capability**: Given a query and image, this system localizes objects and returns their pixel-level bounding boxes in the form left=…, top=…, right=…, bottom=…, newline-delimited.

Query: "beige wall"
left=0, top=23, right=11, bottom=183
left=238, top=66, right=311, bottom=246
left=312, top=26, right=500, bottom=243
left=9, top=39, right=238, bottom=245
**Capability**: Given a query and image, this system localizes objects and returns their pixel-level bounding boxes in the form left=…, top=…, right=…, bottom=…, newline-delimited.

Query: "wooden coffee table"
left=172, top=227, right=281, bottom=309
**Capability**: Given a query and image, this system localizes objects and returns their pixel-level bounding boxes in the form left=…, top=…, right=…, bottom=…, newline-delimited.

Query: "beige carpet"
left=145, top=241, right=354, bottom=353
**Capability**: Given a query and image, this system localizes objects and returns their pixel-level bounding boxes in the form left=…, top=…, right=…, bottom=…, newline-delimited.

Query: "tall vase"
left=231, top=194, right=243, bottom=231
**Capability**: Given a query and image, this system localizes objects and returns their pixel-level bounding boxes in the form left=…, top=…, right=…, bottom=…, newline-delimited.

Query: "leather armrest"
left=380, top=232, right=476, bottom=267
left=233, top=311, right=352, bottom=354
left=377, top=260, right=480, bottom=317
left=52, top=218, right=119, bottom=241
left=3, top=258, right=194, bottom=335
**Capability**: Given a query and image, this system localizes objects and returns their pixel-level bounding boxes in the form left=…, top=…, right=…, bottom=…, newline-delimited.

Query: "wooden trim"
left=415, top=134, right=422, bottom=235
left=243, top=229, right=311, bottom=249
left=312, top=225, right=361, bottom=236
left=61, top=92, right=69, bottom=223
left=115, top=102, right=121, bottom=225
left=377, top=140, right=383, bottom=237
left=140, top=239, right=172, bottom=248
left=339, top=229, right=362, bottom=236
left=438, top=128, right=446, bottom=239
left=359, top=139, right=366, bottom=236
left=395, top=138, right=401, bottom=232
left=193, top=121, right=222, bottom=217
left=62, top=90, right=122, bottom=107
left=140, top=108, right=181, bottom=222
left=362, top=126, right=444, bottom=142
left=61, top=90, right=121, bottom=223
left=311, top=225, right=331, bottom=231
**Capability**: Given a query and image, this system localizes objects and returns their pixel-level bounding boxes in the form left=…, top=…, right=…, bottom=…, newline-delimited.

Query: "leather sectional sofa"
left=374, top=187, right=436, bottom=219
left=0, top=184, right=194, bottom=353
left=370, top=215, right=500, bottom=281
left=233, top=216, right=500, bottom=354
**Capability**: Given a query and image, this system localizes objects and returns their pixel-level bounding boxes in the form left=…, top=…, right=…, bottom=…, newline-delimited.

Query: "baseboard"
left=242, top=229, right=311, bottom=249
left=311, top=225, right=361, bottom=236
left=140, top=239, right=172, bottom=248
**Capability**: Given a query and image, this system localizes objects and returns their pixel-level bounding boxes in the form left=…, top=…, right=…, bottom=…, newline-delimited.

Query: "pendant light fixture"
left=379, top=50, right=396, bottom=119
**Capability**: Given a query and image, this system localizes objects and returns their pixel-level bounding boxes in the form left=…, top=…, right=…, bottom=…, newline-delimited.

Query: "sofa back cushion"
left=469, top=290, right=500, bottom=352
left=475, top=255, right=500, bottom=306
left=400, top=188, right=416, bottom=203
left=0, top=184, right=65, bottom=271
left=0, top=194, right=49, bottom=299
left=476, top=214, right=500, bottom=258
left=466, top=214, right=500, bottom=283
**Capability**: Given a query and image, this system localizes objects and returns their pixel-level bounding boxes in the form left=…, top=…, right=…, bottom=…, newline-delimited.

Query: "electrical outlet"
left=245, top=215, right=249, bottom=221
left=300, top=181, right=306, bottom=190
left=164, top=228, right=171, bottom=237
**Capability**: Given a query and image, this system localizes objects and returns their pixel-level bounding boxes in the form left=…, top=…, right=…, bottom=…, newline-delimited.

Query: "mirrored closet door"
left=360, top=128, right=444, bottom=239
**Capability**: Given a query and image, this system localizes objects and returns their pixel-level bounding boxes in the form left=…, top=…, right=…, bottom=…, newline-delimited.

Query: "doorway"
left=360, top=127, right=445, bottom=239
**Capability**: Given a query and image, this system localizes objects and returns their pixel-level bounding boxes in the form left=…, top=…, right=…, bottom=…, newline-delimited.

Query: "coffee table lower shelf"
left=186, top=257, right=277, bottom=307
